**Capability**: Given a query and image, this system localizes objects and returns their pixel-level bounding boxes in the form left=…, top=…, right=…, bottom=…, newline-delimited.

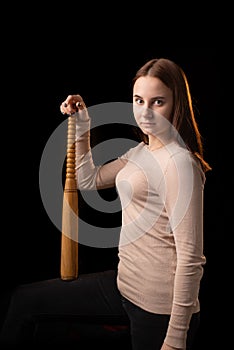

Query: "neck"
left=148, top=134, right=173, bottom=151
left=148, top=135, right=166, bottom=151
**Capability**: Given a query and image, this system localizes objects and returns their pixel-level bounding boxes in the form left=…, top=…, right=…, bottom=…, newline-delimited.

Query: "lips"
left=140, top=122, right=156, bottom=126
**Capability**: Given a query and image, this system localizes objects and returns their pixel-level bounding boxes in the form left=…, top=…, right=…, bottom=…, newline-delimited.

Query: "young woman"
left=0, top=58, right=211, bottom=349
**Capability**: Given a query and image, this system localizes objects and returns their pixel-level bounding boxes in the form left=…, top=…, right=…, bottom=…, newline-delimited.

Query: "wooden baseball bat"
left=60, top=115, right=78, bottom=280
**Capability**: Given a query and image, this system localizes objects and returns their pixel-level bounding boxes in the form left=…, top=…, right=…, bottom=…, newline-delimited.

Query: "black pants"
left=0, top=270, right=199, bottom=349
left=121, top=295, right=200, bottom=350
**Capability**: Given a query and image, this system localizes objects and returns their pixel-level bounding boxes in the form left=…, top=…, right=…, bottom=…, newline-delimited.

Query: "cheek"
left=161, top=111, right=171, bottom=121
left=159, top=104, right=173, bottom=121
left=133, top=105, right=141, bottom=124
left=152, top=106, right=170, bottom=121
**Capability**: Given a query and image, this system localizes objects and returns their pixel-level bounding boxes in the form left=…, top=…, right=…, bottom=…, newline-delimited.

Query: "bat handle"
left=60, top=115, right=79, bottom=280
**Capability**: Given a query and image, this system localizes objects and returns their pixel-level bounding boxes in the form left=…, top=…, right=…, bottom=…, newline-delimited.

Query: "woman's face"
left=133, top=76, right=173, bottom=139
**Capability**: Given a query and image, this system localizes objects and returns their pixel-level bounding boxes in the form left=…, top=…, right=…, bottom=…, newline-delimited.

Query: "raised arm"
left=60, top=94, right=128, bottom=191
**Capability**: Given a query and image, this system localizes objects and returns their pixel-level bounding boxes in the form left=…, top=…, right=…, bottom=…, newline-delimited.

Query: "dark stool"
left=32, top=314, right=131, bottom=349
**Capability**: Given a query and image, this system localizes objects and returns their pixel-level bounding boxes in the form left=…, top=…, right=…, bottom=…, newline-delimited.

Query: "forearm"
left=75, top=117, right=100, bottom=190
left=75, top=116, right=124, bottom=190
left=164, top=267, right=203, bottom=349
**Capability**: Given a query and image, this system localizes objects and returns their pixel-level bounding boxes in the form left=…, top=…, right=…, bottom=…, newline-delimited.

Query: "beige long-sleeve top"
left=75, top=117, right=206, bottom=349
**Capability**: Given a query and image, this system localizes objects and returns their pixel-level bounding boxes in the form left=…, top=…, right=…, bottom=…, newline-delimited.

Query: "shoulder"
left=165, top=143, right=206, bottom=185
left=120, top=141, right=146, bottom=159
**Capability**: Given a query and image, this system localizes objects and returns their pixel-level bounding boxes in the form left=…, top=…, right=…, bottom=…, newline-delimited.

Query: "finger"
left=61, top=95, right=83, bottom=115
left=75, top=101, right=83, bottom=109
left=60, top=102, right=72, bottom=115
left=60, top=103, right=66, bottom=115
left=64, top=101, right=77, bottom=115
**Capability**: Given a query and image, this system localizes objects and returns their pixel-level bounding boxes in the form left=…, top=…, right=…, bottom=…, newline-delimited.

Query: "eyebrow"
left=133, top=94, right=165, bottom=100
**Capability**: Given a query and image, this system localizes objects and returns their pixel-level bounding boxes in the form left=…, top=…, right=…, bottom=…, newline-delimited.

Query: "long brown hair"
left=133, top=58, right=211, bottom=173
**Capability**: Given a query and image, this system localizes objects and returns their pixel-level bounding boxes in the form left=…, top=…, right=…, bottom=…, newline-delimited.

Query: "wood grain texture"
left=60, top=115, right=78, bottom=280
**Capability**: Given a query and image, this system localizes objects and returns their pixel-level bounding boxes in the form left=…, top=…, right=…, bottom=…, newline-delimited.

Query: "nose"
left=141, top=106, right=153, bottom=119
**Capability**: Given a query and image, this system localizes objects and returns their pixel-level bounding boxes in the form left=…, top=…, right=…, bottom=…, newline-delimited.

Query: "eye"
left=153, top=99, right=163, bottom=106
left=134, top=98, right=144, bottom=105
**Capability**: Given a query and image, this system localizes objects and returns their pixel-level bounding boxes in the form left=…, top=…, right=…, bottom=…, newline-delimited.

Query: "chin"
left=143, top=129, right=153, bottom=137
left=140, top=128, right=149, bottom=135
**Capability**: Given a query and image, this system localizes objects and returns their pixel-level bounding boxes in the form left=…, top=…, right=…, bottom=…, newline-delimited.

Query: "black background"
left=2, top=38, right=222, bottom=348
